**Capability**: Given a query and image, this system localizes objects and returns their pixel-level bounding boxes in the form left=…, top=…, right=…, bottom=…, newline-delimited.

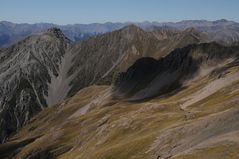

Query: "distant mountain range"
left=1, top=19, right=239, bottom=47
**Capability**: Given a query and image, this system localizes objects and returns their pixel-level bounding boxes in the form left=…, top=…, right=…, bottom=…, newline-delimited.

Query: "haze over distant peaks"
left=1, top=19, right=239, bottom=47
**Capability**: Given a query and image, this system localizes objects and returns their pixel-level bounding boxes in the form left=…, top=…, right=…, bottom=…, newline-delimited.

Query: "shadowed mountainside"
left=113, top=43, right=239, bottom=101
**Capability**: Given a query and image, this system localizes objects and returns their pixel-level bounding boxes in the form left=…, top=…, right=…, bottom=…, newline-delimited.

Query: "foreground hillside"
left=1, top=43, right=239, bottom=159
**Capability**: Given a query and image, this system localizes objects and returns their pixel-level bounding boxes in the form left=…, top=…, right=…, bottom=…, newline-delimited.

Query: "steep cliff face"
left=0, top=28, right=71, bottom=143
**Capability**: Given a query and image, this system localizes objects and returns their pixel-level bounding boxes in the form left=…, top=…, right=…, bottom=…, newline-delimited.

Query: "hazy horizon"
left=1, top=19, right=238, bottom=26
left=1, top=0, right=239, bottom=25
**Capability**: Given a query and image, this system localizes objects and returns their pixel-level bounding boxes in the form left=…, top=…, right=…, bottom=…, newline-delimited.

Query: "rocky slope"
left=1, top=42, right=239, bottom=159
left=0, top=28, right=71, bottom=143
left=0, top=25, right=208, bottom=143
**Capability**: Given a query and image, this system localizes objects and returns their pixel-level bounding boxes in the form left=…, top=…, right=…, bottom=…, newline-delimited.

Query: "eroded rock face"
left=15, top=89, right=37, bottom=130
left=0, top=28, right=71, bottom=143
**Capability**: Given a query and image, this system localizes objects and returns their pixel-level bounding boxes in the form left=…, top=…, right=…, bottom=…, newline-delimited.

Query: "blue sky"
left=0, top=0, right=239, bottom=24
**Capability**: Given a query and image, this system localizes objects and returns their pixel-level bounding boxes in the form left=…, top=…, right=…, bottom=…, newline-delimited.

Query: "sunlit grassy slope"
left=2, top=63, right=239, bottom=159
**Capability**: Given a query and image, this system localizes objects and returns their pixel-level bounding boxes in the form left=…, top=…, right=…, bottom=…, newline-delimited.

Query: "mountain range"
left=0, top=20, right=239, bottom=159
left=1, top=19, right=239, bottom=48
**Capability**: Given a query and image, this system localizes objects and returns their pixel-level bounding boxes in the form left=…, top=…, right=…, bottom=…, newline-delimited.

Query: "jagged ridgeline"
left=1, top=19, right=239, bottom=47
